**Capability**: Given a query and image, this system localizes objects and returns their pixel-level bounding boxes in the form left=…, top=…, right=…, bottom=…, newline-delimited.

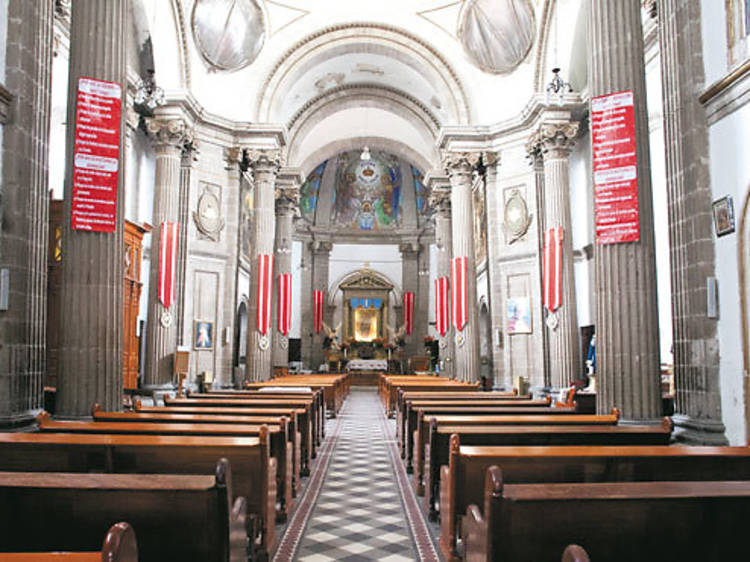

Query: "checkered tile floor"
left=295, top=388, right=417, bottom=561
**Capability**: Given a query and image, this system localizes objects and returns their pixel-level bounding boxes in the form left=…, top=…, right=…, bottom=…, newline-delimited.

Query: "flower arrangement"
left=423, top=335, right=434, bottom=344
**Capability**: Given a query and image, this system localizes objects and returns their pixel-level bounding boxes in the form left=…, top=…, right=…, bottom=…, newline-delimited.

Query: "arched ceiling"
left=144, top=0, right=585, bottom=168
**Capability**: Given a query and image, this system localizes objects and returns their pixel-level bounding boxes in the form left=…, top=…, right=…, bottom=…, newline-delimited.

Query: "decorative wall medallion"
left=194, top=184, right=225, bottom=241
left=279, top=335, right=289, bottom=350
left=439, top=339, right=447, bottom=349
left=455, top=332, right=465, bottom=347
left=191, top=0, right=266, bottom=72
left=504, top=189, right=532, bottom=244
left=258, top=334, right=270, bottom=350
left=160, top=310, right=173, bottom=328
left=546, top=312, right=559, bottom=331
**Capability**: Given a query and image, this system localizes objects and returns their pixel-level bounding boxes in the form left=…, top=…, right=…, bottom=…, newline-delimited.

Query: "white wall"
left=328, top=243, right=403, bottom=294
left=707, top=101, right=750, bottom=445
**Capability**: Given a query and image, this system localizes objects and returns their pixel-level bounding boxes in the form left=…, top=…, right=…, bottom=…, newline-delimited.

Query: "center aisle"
left=274, top=387, right=439, bottom=562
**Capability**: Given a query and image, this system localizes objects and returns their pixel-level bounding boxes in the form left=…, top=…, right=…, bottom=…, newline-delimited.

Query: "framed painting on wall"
left=712, top=195, right=735, bottom=237
left=506, top=297, right=532, bottom=334
left=194, top=320, right=214, bottom=350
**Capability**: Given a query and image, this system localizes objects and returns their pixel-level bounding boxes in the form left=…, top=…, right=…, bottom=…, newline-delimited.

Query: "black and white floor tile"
left=293, top=389, right=419, bottom=561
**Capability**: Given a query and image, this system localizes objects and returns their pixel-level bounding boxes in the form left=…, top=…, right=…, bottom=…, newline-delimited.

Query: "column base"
left=138, top=383, right=177, bottom=405
left=672, top=414, right=728, bottom=446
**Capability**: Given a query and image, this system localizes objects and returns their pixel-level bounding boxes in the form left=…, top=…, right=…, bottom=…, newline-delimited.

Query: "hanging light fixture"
left=546, top=67, right=572, bottom=105
left=544, top=1, right=573, bottom=105
left=134, top=69, right=166, bottom=116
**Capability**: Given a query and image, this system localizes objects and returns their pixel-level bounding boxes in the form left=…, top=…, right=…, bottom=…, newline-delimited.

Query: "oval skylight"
left=192, top=0, right=266, bottom=71
left=458, top=0, right=536, bottom=74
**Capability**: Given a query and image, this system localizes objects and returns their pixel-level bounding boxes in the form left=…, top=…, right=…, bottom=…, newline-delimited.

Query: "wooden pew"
left=0, top=433, right=275, bottom=560
left=423, top=418, right=673, bottom=522
left=200, top=387, right=326, bottom=433
left=441, top=443, right=750, bottom=560
left=243, top=376, right=347, bottom=415
left=93, top=405, right=304, bottom=498
left=135, top=401, right=316, bottom=474
left=0, top=459, right=246, bottom=562
left=37, top=413, right=293, bottom=524
left=414, top=408, right=620, bottom=490
left=380, top=377, right=481, bottom=415
left=0, top=522, right=138, bottom=562
left=404, top=398, right=559, bottom=470
left=463, top=466, right=750, bottom=562
left=163, top=395, right=323, bottom=456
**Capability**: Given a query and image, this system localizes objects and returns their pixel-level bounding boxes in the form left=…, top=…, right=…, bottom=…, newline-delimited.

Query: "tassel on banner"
left=256, top=254, right=274, bottom=335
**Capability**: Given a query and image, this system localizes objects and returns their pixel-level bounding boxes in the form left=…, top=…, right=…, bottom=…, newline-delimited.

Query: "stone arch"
left=257, top=22, right=472, bottom=124
left=328, top=269, right=402, bottom=303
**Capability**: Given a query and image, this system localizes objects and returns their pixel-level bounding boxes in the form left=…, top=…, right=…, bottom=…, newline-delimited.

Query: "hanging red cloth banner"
left=434, top=277, right=450, bottom=337
left=313, top=290, right=325, bottom=334
left=71, top=77, right=122, bottom=233
left=451, top=257, right=468, bottom=331
left=158, top=221, right=179, bottom=309
left=544, top=226, right=563, bottom=313
left=256, top=254, right=274, bottom=335
left=277, top=273, right=292, bottom=336
left=591, top=90, right=640, bottom=244
left=403, top=292, right=415, bottom=335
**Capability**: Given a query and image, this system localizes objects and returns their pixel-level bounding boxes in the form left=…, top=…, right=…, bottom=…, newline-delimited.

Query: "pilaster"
left=443, top=152, right=481, bottom=382
left=589, top=0, right=662, bottom=422
left=400, top=241, right=421, bottom=359
left=658, top=0, right=726, bottom=444
left=310, top=241, right=332, bottom=371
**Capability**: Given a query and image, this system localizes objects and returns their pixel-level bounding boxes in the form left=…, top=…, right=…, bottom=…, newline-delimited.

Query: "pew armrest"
left=439, top=464, right=457, bottom=561
left=102, top=522, right=138, bottom=562
left=562, top=544, right=591, bottom=562
left=230, top=497, right=249, bottom=562
left=463, top=504, right=488, bottom=562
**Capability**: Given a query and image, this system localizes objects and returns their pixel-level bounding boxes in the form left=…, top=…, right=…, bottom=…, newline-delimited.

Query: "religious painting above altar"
left=354, top=307, right=379, bottom=342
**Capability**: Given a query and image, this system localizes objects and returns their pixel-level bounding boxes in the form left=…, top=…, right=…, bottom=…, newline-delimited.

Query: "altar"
left=346, top=359, right=388, bottom=371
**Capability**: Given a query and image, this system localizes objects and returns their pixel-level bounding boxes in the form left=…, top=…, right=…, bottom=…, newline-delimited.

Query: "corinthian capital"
left=275, top=185, right=300, bottom=216
left=145, top=117, right=193, bottom=150
left=441, top=151, right=481, bottom=177
left=534, top=122, right=579, bottom=159
left=246, top=148, right=284, bottom=174
left=429, top=187, right=452, bottom=218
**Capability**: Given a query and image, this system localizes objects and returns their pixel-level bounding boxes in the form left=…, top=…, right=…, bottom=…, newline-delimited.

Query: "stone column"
left=531, top=122, right=581, bottom=389
left=142, top=117, right=192, bottom=390
left=483, top=153, right=507, bottom=388
left=399, top=242, right=420, bottom=358
left=299, top=239, right=314, bottom=368
left=416, top=246, right=431, bottom=346
left=245, top=149, right=282, bottom=382
left=589, top=0, right=661, bottom=421
left=272, top=172, right=301, bottom=370
left=57, top=0, right=128, bottom=417
left=0, top=0, right=54, bottom=426
left=443, top=153, right=481, bottom=382
left=430, top=186, right=454, bottom=379
left=525, top=144, right=552, bottom=388
left=658, top=1, right=726, bottom=444
left=310, top=241, right=332, bottom=371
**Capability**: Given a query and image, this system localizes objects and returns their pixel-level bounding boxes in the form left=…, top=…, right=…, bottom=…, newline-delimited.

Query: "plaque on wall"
left=503, top=189, right=532, bottom=244
left=193, top=183, right=225, bottom=241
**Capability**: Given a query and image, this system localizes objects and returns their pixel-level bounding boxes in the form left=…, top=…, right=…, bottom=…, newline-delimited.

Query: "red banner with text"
left=591, top=90, right=640, bottom=244
left=71, top=77, right=122, bottom=232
